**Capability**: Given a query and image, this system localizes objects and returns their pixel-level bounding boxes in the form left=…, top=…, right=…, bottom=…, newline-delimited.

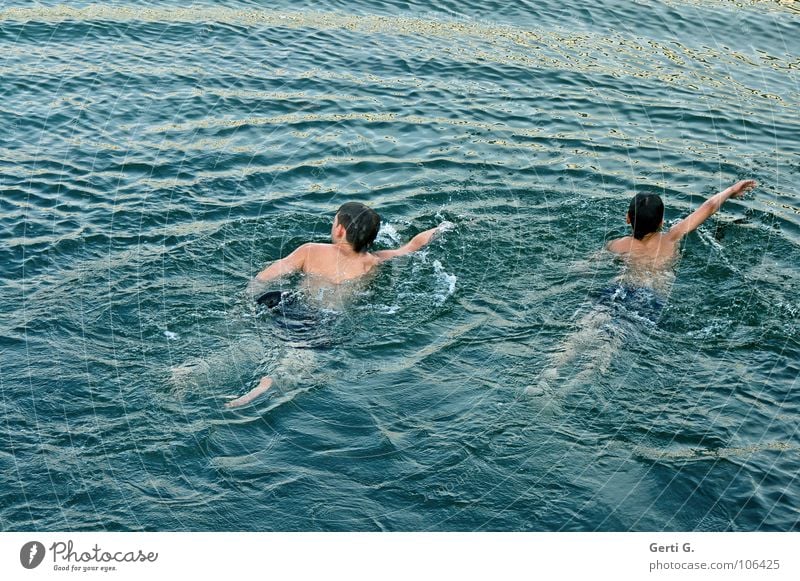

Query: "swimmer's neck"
left=331, top=239, right=362, bottom=256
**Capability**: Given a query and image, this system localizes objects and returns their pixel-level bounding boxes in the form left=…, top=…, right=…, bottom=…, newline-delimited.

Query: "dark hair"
left=627, top=193, right=664, bottom=240
left=336, top=202, right=380, bottom=253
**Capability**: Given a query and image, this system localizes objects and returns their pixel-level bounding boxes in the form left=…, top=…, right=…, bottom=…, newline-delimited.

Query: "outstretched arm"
left=667, top=180, right=756, bottom=242
left=373, top=222, right=451, bottom=261
left=225, top=376, right=273, bottom=408
left=246, top=244, right=310, bottom=293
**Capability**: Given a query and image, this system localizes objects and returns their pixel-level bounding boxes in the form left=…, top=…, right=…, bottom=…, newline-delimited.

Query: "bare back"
left=605, top=232, right=682, bottom=294
left=606, top=233, right=679, bottom=271
left=298, top=243, right=381, bottom=284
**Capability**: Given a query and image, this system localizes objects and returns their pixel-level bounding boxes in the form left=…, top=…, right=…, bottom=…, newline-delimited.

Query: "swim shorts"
left=593, top=284, right=665, bottom=324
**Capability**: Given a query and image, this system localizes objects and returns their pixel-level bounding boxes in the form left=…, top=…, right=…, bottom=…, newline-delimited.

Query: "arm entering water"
left=373, top=222, right=452, bottom=261
left=666, top=180, right=756, bottom=242
left=224, top=376, right=273, bottom=408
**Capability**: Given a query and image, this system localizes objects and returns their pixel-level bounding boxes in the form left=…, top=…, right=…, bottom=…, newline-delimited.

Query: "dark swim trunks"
left=256, top=290, right=288, bottom=308
left=593, top=285, right=665, bottom=324
left=256, top=290, right=333, bottom=348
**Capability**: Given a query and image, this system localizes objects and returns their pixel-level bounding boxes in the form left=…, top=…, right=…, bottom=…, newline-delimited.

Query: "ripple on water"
left=1, top=0, right=799, bottom=532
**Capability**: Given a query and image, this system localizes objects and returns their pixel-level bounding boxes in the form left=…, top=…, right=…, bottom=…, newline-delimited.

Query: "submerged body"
left=593, top=283, right=666, bottom=324
left=530, top=179, right=757, bottom=397
left=605, top=180, right=756, bottom=321
left=227, top=203, right=447, bottom=408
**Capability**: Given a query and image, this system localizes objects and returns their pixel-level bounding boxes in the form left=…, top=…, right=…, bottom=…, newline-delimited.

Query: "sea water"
left=1, top=0, right=798, bottom=531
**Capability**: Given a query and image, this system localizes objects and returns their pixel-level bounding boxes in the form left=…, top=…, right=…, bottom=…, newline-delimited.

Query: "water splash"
left=375, top=222, right=402, bottom=246
left=432, top=259, right=457, bottom=305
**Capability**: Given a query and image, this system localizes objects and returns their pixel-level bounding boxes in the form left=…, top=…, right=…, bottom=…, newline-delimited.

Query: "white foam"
left=376, top=222, right=401, bottom=245
left=687, top=320, right=730, bottom=339
left=432, top=259, right=457, bottom=305
left=696, top=227, right=725, bottom=252
left=437, top=220, right=455, bottom=234
left=164, top=330, right=179, bottom=340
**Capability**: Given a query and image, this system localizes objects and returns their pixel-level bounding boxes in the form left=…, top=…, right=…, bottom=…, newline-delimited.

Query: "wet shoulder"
left=364, top=251, right=382, bottom=269
left=301, top=243, right=337, bottom=261
left=303, top=242, right=334, bottom=253
left=607, top=236, right=634, bottom=254
left=610, top=234, right=677, bottom=262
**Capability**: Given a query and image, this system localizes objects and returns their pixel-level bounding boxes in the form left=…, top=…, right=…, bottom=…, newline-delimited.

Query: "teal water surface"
left=1, top=0, right=799, bottom=531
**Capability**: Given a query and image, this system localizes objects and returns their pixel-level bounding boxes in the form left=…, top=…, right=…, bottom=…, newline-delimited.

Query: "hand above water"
left=436, top=220, right=455, bottom=233
left=410, top=221, right=453, bottom=248
left=729, top=179, right=757, bottom=198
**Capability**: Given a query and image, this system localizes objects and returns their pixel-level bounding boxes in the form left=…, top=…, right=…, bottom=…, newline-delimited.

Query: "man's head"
left=627, top=193, right=664, bottom=240
left=333, top=202, right=380, bottom=252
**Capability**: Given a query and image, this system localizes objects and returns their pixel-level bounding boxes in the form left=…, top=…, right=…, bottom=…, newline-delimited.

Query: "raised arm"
left=373, top=223, right=449, bottom=261
left=667, top=180, right=756, bottom=242
left=246, top=244, right=310, bottom=293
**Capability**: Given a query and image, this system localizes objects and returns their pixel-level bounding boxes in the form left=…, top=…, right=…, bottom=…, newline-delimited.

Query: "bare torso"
left=607, top=233, right=678, bottom=269
left=607, top=233, right=679, bottom=294
left=300, top=243, right=381, bottom=284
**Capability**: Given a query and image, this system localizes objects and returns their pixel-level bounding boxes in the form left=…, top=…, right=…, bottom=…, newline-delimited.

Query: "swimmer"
left=606, top=179, right=757, bottom=274
left=226, top=202, right=449, bottom=407
left=247, top=202, right=446, bottom=290
left=527, top=179, right=757, bottom=398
